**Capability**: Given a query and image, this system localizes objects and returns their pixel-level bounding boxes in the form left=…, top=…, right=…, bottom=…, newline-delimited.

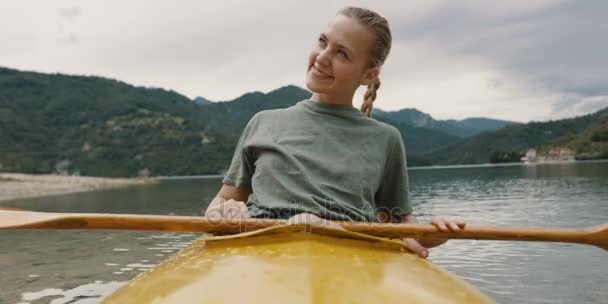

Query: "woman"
left=205, top=7, right=465, bottom=258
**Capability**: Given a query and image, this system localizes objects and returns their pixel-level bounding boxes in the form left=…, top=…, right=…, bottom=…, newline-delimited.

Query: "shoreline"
left=3, top=159, right=606, bottom=201
left=0, top=173, right=156, bottom=202
left=157, top=159, right=608, bottom=178
left=409, top=158, right=608, bottom=171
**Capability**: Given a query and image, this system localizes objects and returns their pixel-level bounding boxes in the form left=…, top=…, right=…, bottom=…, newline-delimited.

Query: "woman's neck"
left=310, top=92, right=354, bottom=106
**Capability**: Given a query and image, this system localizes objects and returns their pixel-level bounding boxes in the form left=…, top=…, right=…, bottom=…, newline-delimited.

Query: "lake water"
left=1, top=162, right=607, bottom=303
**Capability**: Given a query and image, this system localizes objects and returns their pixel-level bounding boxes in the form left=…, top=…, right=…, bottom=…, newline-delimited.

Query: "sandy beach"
left=0, top=173, right=155, bottom=202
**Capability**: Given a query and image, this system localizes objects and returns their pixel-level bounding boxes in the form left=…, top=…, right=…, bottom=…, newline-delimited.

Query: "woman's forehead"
left=322, top=15, right=374, bottom=54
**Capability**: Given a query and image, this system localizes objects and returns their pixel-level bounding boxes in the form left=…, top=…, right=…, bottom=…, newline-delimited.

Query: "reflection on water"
left=20, top=282, right=125, bottom=304
left=411, top=162, right=608, bottom=304
left=1, top=163, right=607, bottom=303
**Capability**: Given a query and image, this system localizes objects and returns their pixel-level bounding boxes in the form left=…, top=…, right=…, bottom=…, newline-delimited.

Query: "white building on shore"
left=522, top=147, right=576, bottom=164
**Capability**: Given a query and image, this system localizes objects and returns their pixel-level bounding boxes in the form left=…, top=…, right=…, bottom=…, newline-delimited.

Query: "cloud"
left=551, top=94, right=608, bottom=119
left=57, top=32, right=78, bottom=45
left=56, top=6, right=81, bottom=44
left=58, top=7, right=81, bottom=19
left=386, top=0, right=608, bottom=118
left=0, top=0, right=606, bottom=121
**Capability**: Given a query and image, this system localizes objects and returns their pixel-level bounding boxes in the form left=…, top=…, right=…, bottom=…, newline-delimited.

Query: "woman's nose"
left=316, top=48, right=331, bottom=66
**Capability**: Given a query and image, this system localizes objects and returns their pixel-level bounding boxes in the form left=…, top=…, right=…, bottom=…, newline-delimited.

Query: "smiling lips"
left=311, top=65, right=334, bottom=80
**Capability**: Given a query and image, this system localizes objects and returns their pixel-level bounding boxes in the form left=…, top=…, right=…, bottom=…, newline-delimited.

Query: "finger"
left=448, top=221, right=461, bottom=232
left=288, top=213, right=322, bottom=226
left=456, top=220, right=467, bottom=228
left=287, top=213, right=305, bottom=225
left=302, top=213, right=321, bottom=225
left=223, top=203, right=241, bottom=219
left=403, top=238, right=429, bottom=259
left=307, top=214, right=324, bottom=226
left=328, top=221, right=346, bottom=230
left=217, top=199, right=230, bottom=218
left=205, top=208, right=222, bottom=219
left=432, top=218, right=449, bottom=232
left=238, top=203, right=251, bottom=219
left=223, top=200, right=248, bottom=219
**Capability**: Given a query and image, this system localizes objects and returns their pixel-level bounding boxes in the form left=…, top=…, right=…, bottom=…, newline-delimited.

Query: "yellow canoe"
left=103, top=225, right=494, bottom=303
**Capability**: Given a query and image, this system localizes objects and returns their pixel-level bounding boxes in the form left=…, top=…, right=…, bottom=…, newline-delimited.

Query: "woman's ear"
left=361, top=66, right=380, bottom=86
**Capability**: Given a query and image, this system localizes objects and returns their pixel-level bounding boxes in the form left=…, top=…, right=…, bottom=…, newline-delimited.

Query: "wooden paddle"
left=1, top=208, right=606, bottom=251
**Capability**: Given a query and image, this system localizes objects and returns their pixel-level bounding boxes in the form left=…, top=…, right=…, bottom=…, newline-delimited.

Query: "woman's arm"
left=204, top=184, right=253, bottom=219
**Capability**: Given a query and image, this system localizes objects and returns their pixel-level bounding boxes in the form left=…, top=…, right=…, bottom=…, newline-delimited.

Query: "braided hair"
left=338, top=7, right=392, bottom=117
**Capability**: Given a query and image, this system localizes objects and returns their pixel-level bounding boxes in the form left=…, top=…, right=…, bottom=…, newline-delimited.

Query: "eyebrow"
left=320, top=33, right=353, bottom=56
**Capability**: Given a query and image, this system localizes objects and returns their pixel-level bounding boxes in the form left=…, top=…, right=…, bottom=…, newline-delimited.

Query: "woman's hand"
left=287, top=213, right=345, bottom=230
left=431, top=217, right=466, bottom=233
left=204, top=197, right=251, bottom=219
left=403, top=217, right=466, bottom=259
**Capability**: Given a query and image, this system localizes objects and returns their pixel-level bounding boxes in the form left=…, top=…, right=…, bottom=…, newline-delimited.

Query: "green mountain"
left=447, top=117, right=515, bottom=132
left=425, top=108, right=608, bottom=165
left=544, top=114, right=608, bottom=160
left=374, top=118, right=458, bottom=156
left=374, top=108, right=514, bottom=137
left=0, top=67, right=457, bottom=176
left=0, top=67, right=224, bottom=176
left=193, top=96, right=212, bottom=105
left=4, top=67, right=603, bottom=176
left=203, top=87, right=312, bottom=131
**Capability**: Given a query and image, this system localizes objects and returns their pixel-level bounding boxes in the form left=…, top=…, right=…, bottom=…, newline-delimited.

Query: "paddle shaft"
left=1, top=209, right=606, bottom=250
left=341, top=221, right=606, bottom=249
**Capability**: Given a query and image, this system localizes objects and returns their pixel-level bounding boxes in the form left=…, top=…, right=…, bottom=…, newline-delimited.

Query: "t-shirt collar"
left=298, top=99, right=364, bottom=117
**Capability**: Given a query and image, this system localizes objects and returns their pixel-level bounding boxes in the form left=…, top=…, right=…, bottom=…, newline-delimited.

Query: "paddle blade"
left=0, top=209, right=61, bottom=229
left=589, top=224, right=608, bottom=251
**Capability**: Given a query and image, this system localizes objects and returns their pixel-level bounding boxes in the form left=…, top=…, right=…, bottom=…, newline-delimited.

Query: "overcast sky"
left=1, top=0, right=606, bottom=122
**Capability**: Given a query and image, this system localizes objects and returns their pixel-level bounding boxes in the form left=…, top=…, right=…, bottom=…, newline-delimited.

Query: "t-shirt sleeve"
left=221, top=114, right=259, bottom=188
left=375, top=130, right=413, bottom=215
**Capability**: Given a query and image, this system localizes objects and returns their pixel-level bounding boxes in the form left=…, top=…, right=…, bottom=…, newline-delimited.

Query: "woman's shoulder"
left=240, top=107, right=298, bottom=135
left=253, top=107, right=292, bottom=118
left=366, top=116, right=403, bottom=140
left=248, top=104, right=302, bottom=123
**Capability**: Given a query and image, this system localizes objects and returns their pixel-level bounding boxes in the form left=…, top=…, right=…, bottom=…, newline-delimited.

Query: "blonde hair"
left=337, top=7, right=392, bottom=117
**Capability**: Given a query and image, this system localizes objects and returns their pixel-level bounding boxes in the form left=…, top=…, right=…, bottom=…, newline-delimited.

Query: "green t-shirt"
left=222, top=99, right=412, bottom=222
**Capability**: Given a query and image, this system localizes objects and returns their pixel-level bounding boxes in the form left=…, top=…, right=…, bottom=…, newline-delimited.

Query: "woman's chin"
left=305, top=77, right=333, bottom=93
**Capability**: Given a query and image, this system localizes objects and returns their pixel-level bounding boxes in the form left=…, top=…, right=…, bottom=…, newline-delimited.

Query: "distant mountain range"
left=374, top=108, right=514, bottom=138
left=194, top=93, right=514, bottom=138
left=1, top=66, right=605, bottom=176
left=193, top=96, right=212, bottom=105
left=425, top=107, right=608, bottom=165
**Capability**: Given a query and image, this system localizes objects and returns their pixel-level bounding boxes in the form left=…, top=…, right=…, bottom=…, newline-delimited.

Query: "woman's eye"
left=338, top=50, right=348, bottom=59
left=318, top=38, right=326, bottom=47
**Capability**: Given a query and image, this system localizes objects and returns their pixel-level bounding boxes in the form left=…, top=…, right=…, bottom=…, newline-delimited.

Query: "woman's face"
left=306, top=14, right=379, bottom=99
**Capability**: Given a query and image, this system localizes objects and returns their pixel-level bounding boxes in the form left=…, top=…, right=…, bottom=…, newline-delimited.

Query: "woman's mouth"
left=311, top=65, right=334, bottom=80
